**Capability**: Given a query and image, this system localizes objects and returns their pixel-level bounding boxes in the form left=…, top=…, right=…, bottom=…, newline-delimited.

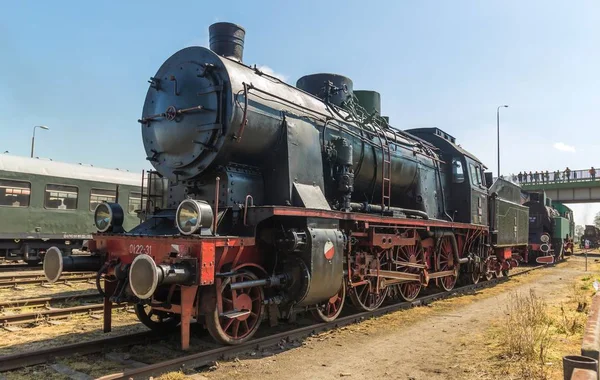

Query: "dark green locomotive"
left=0, top=154, right=143, bottom=264
left=524, top=191, right=572, bottom=262
left=552, top=201, right=575, bottom=254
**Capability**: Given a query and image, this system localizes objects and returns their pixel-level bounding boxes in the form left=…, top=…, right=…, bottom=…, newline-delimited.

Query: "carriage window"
left=452, top=158, right=464, bottom=183
left=89, top=188, right=117, bottom=211
left=45, top=184, right=78, bottom=210
left=0, top=180, right=31, bottom=207
left=128, top=192, right=145, bottom=214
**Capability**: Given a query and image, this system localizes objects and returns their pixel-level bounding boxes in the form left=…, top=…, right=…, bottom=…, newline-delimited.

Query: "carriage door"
left=467, top=159, right=488, bottom=225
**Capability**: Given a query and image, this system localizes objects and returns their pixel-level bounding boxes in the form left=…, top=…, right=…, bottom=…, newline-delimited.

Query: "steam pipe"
left=349, top=202, right=429, bottom=219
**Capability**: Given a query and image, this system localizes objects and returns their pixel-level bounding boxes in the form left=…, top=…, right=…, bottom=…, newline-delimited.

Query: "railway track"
left=0, top=293, right=101, bottom=311
left=0, top=272, right=96, bottom=289
left=0, top=302, right=128, bottom=326
left=0, top=263, right=37, bottom=273
left=0, top=263, right=551, bottom=378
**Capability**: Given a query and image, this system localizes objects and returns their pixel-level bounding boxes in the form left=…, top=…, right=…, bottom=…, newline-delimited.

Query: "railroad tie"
left=50, top=363, right=93, bottom=380
left=104, top=352, right=148, bottom=368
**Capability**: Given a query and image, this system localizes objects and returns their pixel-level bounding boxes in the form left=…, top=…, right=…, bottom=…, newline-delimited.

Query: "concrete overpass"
left=516, top=167, right=600, bottom=203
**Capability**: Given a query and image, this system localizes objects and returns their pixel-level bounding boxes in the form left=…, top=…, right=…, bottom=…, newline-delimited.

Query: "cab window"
left=0, top=179, right=31, bottom=207
left=452, top=158, right=464, bottom=183
left=45, top=184, right=78, bottom=210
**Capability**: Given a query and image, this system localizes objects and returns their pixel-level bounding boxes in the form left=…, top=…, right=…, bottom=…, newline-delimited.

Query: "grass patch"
left=156, top=371, right=187, bottom=380
left=489, top=261, right=600, bottom=379
left=499, top=290, right=555, bottom=379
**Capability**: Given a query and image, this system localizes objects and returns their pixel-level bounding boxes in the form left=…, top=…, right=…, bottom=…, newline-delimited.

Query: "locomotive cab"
left=406, top=128, right=488, bottom=225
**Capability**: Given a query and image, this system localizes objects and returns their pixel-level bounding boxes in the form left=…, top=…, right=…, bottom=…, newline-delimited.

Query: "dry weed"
left=500, top=289, right=554, bottom=379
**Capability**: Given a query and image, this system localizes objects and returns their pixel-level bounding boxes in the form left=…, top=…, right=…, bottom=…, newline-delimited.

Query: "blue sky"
left=1, top=1, right=599, bottom=224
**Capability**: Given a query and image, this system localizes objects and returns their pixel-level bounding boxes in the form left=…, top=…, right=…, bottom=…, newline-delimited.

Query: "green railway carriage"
left=0, top=154, right=142, bottom=264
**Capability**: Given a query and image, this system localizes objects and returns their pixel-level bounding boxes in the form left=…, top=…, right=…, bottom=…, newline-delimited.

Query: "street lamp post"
left=31, top=125, right=49, bottom=158
left=496, top=105, right=508, bottom=177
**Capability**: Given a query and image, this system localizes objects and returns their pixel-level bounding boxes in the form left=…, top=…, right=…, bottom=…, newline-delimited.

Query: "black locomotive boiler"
left=44, top=22, right=529, bottom=348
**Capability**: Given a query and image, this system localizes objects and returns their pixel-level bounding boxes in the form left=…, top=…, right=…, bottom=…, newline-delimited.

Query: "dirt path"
left=203, top=257, right=590, bottom=380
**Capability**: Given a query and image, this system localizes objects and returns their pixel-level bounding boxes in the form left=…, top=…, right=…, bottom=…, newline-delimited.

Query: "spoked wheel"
left=494, top=266, right=504, bottom=278
left=349, top=251, right=389, bottom=311
left=390, top=237, right=424, bottom=301
left=312, top=281, right=346, bottom=322
left=470, top=262, right=481, bottom=285
left=436, top=235, right=458, bottom=291
left=205, top=270, right=264, bottom=345
left=134, top=303, right=181, bottom=331
left=483, top=258, right=495, bottom=281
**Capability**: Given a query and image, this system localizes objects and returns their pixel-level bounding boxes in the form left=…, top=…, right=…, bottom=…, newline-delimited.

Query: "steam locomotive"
left=524, top=192, right=574, bottom=261
left=581, top=225, right=600, bottom=248
left=44, top=22, right=530, bottom=348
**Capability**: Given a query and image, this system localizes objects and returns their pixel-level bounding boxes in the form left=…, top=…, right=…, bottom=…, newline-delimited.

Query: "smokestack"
left=209, top=22, right=245, bottom=62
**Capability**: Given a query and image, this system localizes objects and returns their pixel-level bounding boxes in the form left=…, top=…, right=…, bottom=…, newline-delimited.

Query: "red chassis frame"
left=92, top=205, right=515, bottom=349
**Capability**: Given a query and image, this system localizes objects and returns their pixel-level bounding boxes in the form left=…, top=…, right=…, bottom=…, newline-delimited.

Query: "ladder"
left=372, top=123, right=392, bottom=213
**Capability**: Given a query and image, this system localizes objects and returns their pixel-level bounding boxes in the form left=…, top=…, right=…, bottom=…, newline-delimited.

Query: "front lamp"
left=94, top=202, right=124, bottom=233
left=176, top=199, right=214, bottom=235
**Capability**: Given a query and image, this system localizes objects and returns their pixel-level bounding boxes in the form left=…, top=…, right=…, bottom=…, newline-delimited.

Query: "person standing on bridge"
left=565, top=167, right=571, bottom=182
left=534, top=171, right=540, bottom=182
left=518, top=172, right=523, bottom=183
left=529, top=171, right=534, bottom=182
left=590, top=167, right=596, bottom=181
left=545, top=170, right=550, bottom=182
left=554, top=170, right=560, bottom=182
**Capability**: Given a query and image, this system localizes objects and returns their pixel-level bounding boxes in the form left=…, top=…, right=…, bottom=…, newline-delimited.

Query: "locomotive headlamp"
left=176, top=199, right=214, bottom=235
left=94, top=202, right=124, bottom=233
left=540, top=234, right=550, bottom=243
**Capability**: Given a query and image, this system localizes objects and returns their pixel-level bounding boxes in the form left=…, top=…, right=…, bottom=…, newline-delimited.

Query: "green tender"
left=493, top=197, right=529, bottom=247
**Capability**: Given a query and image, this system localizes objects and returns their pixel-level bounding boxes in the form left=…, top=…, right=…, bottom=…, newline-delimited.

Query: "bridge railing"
left=511, top=168, right=599, bottom=185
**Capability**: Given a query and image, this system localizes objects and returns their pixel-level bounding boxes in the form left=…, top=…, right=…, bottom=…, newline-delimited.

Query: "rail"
left=0, top=263, right=551, bottom=378
left=0, top=273, right=96, bottom=288
left=0, top=293, right=100, bottom=310
left=0, top=302, right=128, bottom=326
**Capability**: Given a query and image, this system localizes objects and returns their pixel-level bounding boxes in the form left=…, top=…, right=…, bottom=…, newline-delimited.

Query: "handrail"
left=514, top=167, right=599, bottom=185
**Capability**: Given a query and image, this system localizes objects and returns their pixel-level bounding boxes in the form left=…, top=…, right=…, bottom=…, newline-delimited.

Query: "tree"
left=575, top=225, right=585, bottom=240
left=595, top=212, right=600, bottom=229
